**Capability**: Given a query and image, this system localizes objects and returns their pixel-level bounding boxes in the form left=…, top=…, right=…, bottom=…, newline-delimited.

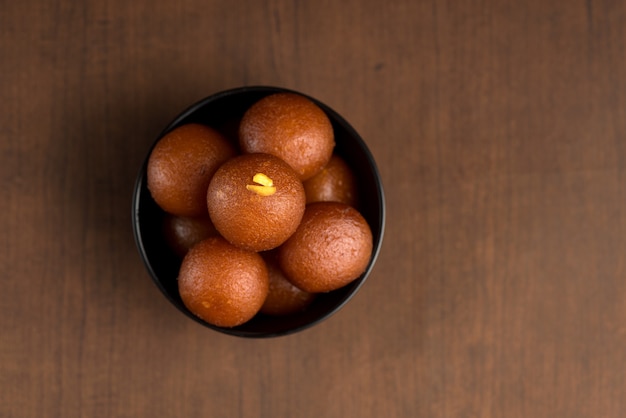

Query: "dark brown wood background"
left=2, top=0, right=626, bottom=416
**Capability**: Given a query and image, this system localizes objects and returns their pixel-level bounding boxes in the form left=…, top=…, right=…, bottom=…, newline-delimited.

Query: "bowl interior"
left=132, top=86, right=385, bottom=338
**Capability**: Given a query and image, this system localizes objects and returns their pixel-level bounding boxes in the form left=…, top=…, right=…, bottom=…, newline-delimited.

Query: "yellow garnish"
left=246, top=172, right=276, bottom=196
left=252, top=173, right=274, bottom=187
left=246, top=184, right=277, bottom=196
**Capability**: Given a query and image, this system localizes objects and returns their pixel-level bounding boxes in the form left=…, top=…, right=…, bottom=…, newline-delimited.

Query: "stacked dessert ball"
left=147, top=92, right=373, bottom=328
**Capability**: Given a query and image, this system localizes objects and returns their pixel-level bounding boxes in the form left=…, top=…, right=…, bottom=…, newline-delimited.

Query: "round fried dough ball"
left=278, top=202, right=373, bottom=293
left=163, top=214, right=218, bottom=258
left=147, top=123, right=236, bottom=216
left=303, top=154, right=358, bottom=207
left=259, top=252, right=316, bottom=316
left=207, top=153, right=306, bottom=252
left=239, top=93, right=335, bottom=180
left=178, top=236, right=269, bottom=328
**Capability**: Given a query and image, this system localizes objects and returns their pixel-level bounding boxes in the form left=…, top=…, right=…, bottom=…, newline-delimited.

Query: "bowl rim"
left=132, top=85, right=385, bottom=338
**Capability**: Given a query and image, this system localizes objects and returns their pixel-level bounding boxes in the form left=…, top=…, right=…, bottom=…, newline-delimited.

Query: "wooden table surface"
left=3, top=0, right=626, bottom=417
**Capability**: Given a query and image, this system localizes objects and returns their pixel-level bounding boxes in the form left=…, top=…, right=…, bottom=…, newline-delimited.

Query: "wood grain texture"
left=2, top=0, right=626, bottom=416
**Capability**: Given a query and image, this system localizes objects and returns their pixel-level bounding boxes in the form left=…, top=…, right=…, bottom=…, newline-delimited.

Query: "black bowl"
left=132, top=86, right=385, bottom=338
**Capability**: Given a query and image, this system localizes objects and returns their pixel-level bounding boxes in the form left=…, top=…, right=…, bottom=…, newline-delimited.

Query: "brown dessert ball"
left=147, top=123, right=237, bottom=216
left=239, top=93, right=335, bottom=181
left=163, top=214, right=218, bottom=258
left=303, top=154, right=358, bottom=207
left=278, top=202, right=373, bottom=293
left=178, top=236, right=269, bottom=328
left=207, top=153, right=306, bottom=252
left=260, top=252, right=316, bottom=316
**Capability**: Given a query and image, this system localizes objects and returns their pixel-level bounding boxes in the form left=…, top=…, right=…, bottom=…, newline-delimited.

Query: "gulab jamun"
left=163, top=214, right=218, bottom=258
left=239, top=93, right=335, bottom=181
left=207, top=153, right=306, bottom=252
left=178, top=236, right=269, bottom=328
left=303, top=154, right=358, bottom=207
left=260, top=252, right=316, bottom=316
left=278, top=202, right=373, bottom=293
left=147, top=123, right=236, bottom=216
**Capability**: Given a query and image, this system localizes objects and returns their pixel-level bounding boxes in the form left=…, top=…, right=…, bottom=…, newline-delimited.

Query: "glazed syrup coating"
left=278, top=202, right=373, bottom=293
left=239, top=93, right=335, bottom=181
left=303, top=154, right=358, bottom=208
left=207, top=153, right=306, bottom=252
left=178, top=236, right=269, bottom=328
left=147, top=123, right=237, bottom=216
